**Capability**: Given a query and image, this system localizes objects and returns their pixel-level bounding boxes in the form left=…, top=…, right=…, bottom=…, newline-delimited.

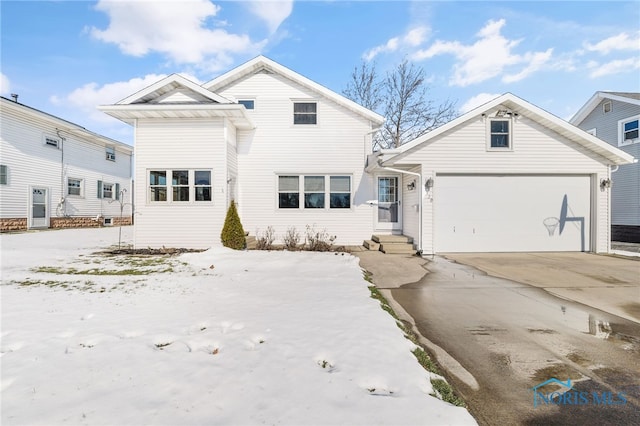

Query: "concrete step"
left=372, top=234, right=413, bottom=244
left=363, top=240, right=380, bottom=251
left=379, top=243, right=416, bottom=254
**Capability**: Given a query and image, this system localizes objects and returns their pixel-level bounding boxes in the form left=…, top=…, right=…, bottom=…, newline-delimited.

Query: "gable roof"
left=204, top=55, right=385, bottom=125
left=1, top=96, right=132, bottom=153
left=383, top=93, right=635, bottom=166
left=117, top=74, right=232, bottom=105
left=570, top=91, right=640, bottom=125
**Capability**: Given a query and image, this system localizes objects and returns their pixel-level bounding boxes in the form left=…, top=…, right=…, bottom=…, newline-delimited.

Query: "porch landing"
left=364, top=235, right=415, bottom=254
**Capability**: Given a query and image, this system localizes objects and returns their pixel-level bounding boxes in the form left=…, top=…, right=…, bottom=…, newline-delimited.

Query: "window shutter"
left=0, top=165, right=7, bottom=185
left=115, top=183, right=120, bottom=200
left=97, top=180, right=103, bottom=199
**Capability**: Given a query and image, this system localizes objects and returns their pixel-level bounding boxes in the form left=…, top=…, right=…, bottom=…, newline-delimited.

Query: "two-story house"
left=100, top=56, right=634, bottom=253
left=0, top=96, right=133, bottom=231
left=570, top=92, right=640, bottom=243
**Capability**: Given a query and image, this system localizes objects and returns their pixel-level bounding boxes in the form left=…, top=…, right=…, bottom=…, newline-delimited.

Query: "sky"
left=1, top=0, right=639, bottom=146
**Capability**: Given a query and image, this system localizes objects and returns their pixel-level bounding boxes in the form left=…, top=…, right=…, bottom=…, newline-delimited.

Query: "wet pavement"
left=357, top=252, right=640, bottom=426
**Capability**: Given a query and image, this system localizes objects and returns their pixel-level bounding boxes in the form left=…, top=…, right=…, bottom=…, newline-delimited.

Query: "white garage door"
left=435, top=175, right=591, bottom=252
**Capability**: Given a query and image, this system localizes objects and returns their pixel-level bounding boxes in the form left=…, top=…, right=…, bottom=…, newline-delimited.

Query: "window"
left=278, top=176, right=299, bottom=208
left=150, top=171, right=167, bottom=201
left=106, top=146, right=116, bottom=161
left=330, top=176, right=351, bottom=208
left=293, top=102, right=317, bottom=125
left=278, top=175, right=351, bottom=209
left=238, top=100, right=255, bottom=110
left=195, top=170, right=212, bottom=201
left=304, top=176, right=325, bottom=208
left=67, top=178, right=83, bottom=196
left=149, top=169, right=213, bottom=203
left=102, top=183, right=113, bottom=199
left=0, top=165, right=7, bottom=185
left=603, top=101, right=612, bottom=114
left=489, top=119, right=511, bottom=149
left=619, top=116, right=639, bottom=146
left=44, top=136, right=60, bottom=148
left=172, top=170, right=189, bottom=201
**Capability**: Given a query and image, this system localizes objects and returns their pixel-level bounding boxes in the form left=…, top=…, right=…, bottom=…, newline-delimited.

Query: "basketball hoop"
left=543, top=217, right=559, bottom=236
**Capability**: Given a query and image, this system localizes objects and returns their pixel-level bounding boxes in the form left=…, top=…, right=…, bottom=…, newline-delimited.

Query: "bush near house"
left=221, top=201, right=246, bottom=250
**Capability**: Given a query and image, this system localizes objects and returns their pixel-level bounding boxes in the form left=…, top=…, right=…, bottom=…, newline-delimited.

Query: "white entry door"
left=30, top=187, right=50, bottom=228
left=376, top=176, right=402, bottom=231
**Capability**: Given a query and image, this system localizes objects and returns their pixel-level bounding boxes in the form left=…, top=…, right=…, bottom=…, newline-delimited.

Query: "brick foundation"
left=0, top=216, right=133, bottom=232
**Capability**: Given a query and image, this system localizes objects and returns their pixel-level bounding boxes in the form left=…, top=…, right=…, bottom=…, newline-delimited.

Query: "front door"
left=376, top=176, right=402, bottom=231
left=30, top=187, right=49, bottom=228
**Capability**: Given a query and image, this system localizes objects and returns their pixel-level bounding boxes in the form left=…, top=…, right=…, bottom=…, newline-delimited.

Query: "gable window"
left=150, top=171, right=167, bottom=201
left=278, top=175, right=352, bottom=209
left=67, top=178, right=83, bottom=197
left=278, top=176, right=299, bottom=208
left=293, top=102, right=317, bottom=125
left=0, top=165, right=7, bottom=185
left=44, top=136, right=60, bottom=148
left=195, top=170, right=212, bottom=201
left=238, top=99, right=255, bottom=110
left=619, top=116, right=639, bottom=146
left=106, top=146, right=116, bottom=161
left=489, top=119, right=511, bottom=149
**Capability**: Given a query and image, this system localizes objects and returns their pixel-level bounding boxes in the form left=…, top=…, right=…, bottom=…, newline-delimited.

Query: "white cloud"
left=459, top=93, right=502, bottom=114
left=585, top=31, right=640, bottom=54
left=90, top=0, right=265, bottom=68
left=50, top=74, right=169, bottom=123
left=0, top=73, right=10, bottom=96
left=244, top=0, right=294, bottom=34
left=412, top=19, right=553, bottom=87
left=364, top=26, right=429, bottom=61
left=589, top=57, right=640, bottom=78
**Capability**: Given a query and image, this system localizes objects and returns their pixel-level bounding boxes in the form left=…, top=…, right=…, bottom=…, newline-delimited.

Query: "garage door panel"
left=435, top=175, right=591, bottom=252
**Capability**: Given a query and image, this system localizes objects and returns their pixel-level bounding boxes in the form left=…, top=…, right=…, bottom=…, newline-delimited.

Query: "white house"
left=569, top=92, right=640, bottom=243
left=0, top=96, right=133, bottom=231
left=100, top=56, right=634, bottom=253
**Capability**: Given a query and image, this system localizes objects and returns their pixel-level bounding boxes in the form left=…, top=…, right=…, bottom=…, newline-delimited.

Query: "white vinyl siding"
left=0, top=104, right=132, bottom=222
left=218, top=71, right=377, bottom=246
left=395, top=112, right=611, bottom=254
left=133, top=118, right=228, bottom=249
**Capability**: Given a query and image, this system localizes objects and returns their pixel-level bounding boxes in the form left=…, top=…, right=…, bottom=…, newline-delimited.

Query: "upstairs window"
left=489, top=119, right=511, bottom=149
left=238, top=99, right=255, bottom=110
left=106, top=146, right=116, bottom=161
left=619, top=116, right=639, bottom=146
left=293, top=102, right=317, bottom=125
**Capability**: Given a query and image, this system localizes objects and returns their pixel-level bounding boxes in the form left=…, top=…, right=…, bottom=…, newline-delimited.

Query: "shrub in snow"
left=221, top=201, right=246, bottom=250
left=256, top=226, right=276, bottom=250
left=304, top=224, right=336, bottom=252
left=283, top=226, right=301, bottom=251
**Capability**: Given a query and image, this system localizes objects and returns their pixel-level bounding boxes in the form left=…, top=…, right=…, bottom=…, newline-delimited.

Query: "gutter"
left=376, top=159, right=423, bottom=255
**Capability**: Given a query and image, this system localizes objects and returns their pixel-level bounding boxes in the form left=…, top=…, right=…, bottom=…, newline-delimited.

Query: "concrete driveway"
left=356, top=251, right=640, bottom=426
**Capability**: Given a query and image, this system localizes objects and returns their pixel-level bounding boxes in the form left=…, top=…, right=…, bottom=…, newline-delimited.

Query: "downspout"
left=376, top=160, right=423, bottom=255
left=607, top=164, right=619, bottom=253
left=56, top=129, right=66, bottom=217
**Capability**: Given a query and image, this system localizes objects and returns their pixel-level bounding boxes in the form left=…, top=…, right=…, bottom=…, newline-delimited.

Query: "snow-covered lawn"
left=1, top=227, right=475, bottom=425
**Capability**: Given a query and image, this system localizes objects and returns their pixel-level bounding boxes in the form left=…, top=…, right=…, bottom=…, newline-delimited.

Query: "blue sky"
left=2, top=1, right=639, bottom=145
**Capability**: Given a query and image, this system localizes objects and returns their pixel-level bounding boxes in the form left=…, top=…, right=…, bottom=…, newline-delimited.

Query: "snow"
left=1, top=227, right=475, bottom=425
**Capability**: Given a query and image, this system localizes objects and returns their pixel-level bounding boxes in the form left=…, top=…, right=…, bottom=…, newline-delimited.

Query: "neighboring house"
left=0, top=96, right=133, bottom=232
left=570, top=92, right=640, bottom=243
left=100, top=56, right=634, bottom=253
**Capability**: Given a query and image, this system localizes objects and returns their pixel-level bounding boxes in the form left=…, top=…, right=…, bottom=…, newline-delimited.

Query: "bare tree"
left=344, top=58, right=457, bottom=149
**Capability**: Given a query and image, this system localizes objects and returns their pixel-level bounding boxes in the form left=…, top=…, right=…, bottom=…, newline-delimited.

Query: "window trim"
left=293, top=101, right=318, bottom=125
left=148, top=169, right=214, bottom=204
left=277, top=174, right=352, bottom=210
left=67, top=177, right=84, bottom=198
left=618, top=115, right=640, bottom=146
left=106, top=146, right=116, bottom=161
left=486, top=117, right=513, bottom=151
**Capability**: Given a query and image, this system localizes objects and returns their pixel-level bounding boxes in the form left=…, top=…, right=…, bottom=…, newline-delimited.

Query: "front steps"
left=364, top=234, right=415, bottom=254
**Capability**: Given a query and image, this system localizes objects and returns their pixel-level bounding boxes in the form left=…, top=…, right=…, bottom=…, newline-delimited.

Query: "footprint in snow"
left=220, top=321, right=244, bottom=334
left=244, top=336, right=266, bottom=351
left=316, top=359, right=338, bottom=373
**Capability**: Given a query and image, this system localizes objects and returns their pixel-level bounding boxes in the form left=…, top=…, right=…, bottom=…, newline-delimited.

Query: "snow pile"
left=1, top=227, right=475, bottom=425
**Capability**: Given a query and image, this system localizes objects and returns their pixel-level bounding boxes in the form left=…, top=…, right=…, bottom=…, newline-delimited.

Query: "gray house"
left=571, top=92, right=640, bottom=243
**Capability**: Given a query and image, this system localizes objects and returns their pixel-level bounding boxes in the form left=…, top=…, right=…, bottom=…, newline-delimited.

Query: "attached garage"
left=435, top=174, right=591, bottom=252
